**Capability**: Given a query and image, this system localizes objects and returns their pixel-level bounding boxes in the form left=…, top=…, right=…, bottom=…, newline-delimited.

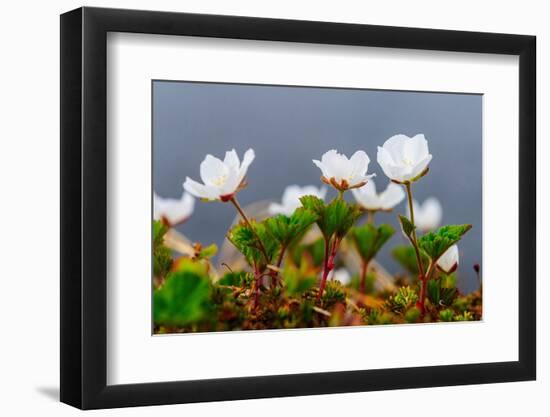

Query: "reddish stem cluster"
left=317, top=237, right=341, bottom=300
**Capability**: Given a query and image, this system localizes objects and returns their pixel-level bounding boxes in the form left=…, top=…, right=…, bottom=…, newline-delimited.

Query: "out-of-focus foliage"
left=153, top=220, right=172, bottom=278
left=291, top=238, right=325, bottom=268
left=427, top=275, right=458, bottom=308
left=195, top=243, right=218, bottom=260
left=154, top=270, right=211, bottom=327
left=392, top=245, right=428, bottom=275
left=350, top=223, right=395, bottom=263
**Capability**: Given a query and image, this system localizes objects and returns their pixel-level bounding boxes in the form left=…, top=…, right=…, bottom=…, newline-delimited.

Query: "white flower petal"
left=153, top=191, right=195, bottom=225
left=316, top=149, right=373, bottom=188
left=378, top=134, right=432, bottom=182
left=364, top=179, right=377, bottom=196
left=357, top=173, right=376, bottom=184
left=331, top=268, right=351, bottom=285
left=353, top=180, right=403, bottom=210
left=437, top=244, right=459, bottom=273
left=404, top=134, right=429, bottom=163
left=237, top=148, right=255, bottom=182
left=312, top=159, right=328, bottom=177
left=282, top=185, right=303, bottom=205
left=377, top=146, right=398, bottom=180
left=268, top=202, right=287, bottom=216
left=352, top=183, right=379, bottom=209
left=183, top=177, right=219, bottom=200
left=200, top=154, right=228, bottom=185
left=272, top=184, right=326, bottom=216
left=181, top=192, right=195, bottom=212
left=410, top=197, right=442, bottom=231
left=349, top=150, right=371, bottom=177
left=421, top=197, right=443, bottom=229
left=379, top=183, right=405, bottom=210
left=321, top=149, right=345, bottom=179
left=223, top=149, right=240, bottom=171
left=382, top=134, right=408, bottom=163
left=410, top=154, right=432, bottom=179
left=219, top=171, right=241, bottom=196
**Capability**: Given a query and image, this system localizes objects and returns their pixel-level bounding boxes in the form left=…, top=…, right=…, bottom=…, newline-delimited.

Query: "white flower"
left=183, top=149, right=255, bottom=201
left=437, top=244, right=459, bottom=273
left=408, top=197, right=443, bottom=232
left=313, top=149, right=375, bottom=191
left=269, top=185, right=327, bottom=216
left=351, top=180, right=405, bottom=211
left=330, top=268, right=351, bottom=285
left=377, top=134, right=432, bottom=183
left=153, top=191, right=195, bottom=226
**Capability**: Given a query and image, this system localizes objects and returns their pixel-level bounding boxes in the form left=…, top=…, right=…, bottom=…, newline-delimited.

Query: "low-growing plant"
left=151, top=136, right=480, bottom=332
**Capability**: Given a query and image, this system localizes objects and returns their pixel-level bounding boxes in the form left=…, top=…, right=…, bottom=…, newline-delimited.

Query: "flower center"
left=212, top=174, right=228, bottom=186
left=402, top=157, right=414, bottom=167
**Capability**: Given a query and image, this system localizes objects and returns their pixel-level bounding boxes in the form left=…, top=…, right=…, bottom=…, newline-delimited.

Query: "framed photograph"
left=60, top=6, right=536, bottom=409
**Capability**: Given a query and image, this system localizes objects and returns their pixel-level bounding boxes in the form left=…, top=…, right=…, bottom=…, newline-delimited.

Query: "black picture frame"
left=60, top=6, right=536, bottom=410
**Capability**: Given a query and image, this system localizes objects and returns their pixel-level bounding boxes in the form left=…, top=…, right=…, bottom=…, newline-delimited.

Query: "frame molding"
left=60, top=6, right=536, bottom=409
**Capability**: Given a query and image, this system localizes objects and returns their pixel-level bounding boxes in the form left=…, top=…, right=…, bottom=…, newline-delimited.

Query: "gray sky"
left=153, top=81, right=482, bottom=293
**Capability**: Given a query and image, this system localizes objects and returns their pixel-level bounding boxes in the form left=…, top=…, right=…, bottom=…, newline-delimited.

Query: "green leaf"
left=350, top=272, right=376, bottom=293
left=153, top=245, right=172, bottom=278
left=291, top=238, right=326, bottom=268
left=427, top=278, right=458, bottom=307
left=386, top=286, right=418, bottom=314
left=197, top=243, right=218, bottom=260
left=350, top=223, right=395, bottom=263
left=328, top=199, right=362, bottom=239
left=264, top=207, right=318, bottom=247
left=398, top=215, right=416, bottom=242
left=440, top=273, right=457, bottom=289
left=439, top=308, right=454, bottom=322
left=153, top=220, right=168, bottom=246
left=419, top=224, right=472, bottom=261
left=427, top=279, right=440, bottom=307
left=299, top=194, right=325, bottom=214
left=405, top=307, right=421, bottom=323
left=217, top=271, right=253, bottom=287
left=283, top=265, right=317, bottom=296
left=392, top=245, right=428, bottom=275
left=300, top=195, right=360, bottom=240
left=227, top=221, right=278, bottom=267
left=154, top=271, right=212, bottom=327
left=172, top=257, right=209, bottom=276
left=454, top=311, right=474, bottom=321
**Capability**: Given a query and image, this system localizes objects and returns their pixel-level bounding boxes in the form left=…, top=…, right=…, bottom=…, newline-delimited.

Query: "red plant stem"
left=269, top=245, right=288, bottom=289
left=417, top=262, right=435, bottom=315
left=317, top=237, right=340, bottom=300
left=359, top=259, right=370, bottom=293
left=276, top=246, right=286, bottom=269
left=418, top=278, right=427, bottom=315
left=317, top=239, right=332, bottom=300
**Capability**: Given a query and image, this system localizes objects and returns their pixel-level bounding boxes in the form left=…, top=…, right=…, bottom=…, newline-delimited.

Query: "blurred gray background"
left=153, top=81, right=482, bottom=294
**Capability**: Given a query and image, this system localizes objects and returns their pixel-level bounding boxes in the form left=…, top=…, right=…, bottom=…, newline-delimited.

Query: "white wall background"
left=0, top=0, right=545, bottom=415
